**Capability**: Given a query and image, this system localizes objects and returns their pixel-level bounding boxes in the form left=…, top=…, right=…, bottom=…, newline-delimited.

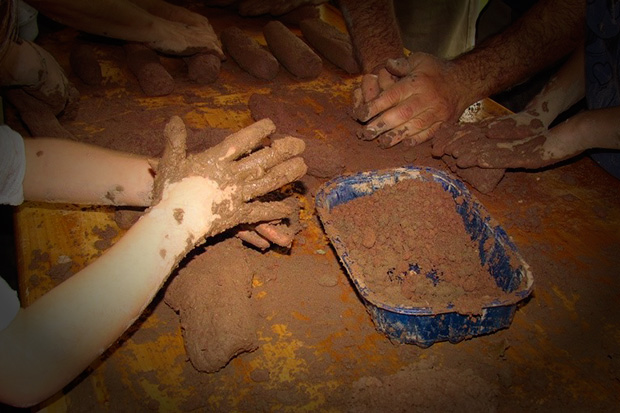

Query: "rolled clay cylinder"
left=184, top=53, right=221, bottom=84
left=299, top=18, right=360, bottom=74
left=220, top=26, right=279, bottom=80
left=70, top=44, right=102, bottom=85
left=124, top=43, right=174, bottom=96
left=263, top=20, right=322, bottom=79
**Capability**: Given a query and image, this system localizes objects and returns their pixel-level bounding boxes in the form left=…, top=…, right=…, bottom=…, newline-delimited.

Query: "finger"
left=352, top=87, right=364, bottom=110
left=236, top=229, right=271, bottom=250
left=204, top=118, right=276, bottom=163
left=385, top=57, right=412, bottom=77
left=455, top=152, right=481, bottom=168
left=255, top=222, right=294, bottom=247
left=361, top=74, right=380, bottom=102
left=431, top=123, right=462, bottom=157
left=359, top=98, right=430, bottom=141
left=162, top=116, right=188, bottom=166
left=355, top=78, right=415, bottom=123
left=238, top=199, right=298, bottom=224
left=231, top=136, right=305, bottom=177
left=445, top=133, right=482, bottom=157
left=377, top=68, right=397, bottom=91
left=241, top=157, right=307, bottom=201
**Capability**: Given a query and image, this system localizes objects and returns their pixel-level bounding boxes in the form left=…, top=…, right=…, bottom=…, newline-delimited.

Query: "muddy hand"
left=148, top=18, right=223, bottom=58
left=18, top=42, right=79, bottom=118
left=352, top=52, right=466, bottom=148
left=238, top=0, right=327, bottom=16
left=153, top=117, right=307, bottom=244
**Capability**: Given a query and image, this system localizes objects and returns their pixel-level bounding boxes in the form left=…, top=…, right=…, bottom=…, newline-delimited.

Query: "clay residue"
left=164, top=237, right=259, bottom=372
left=329, top=178, right=510, bottom=314
left=92, top=224, right=119, bottom=251
left=70, top=43, right=102, bottom=86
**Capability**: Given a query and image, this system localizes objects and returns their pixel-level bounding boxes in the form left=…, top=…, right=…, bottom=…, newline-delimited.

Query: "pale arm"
left=23, top=138, right=155, bottom=206
left=0, top=118, right=306, bottom=407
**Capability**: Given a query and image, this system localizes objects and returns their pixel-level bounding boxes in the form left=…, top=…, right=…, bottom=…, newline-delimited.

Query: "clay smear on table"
left=329, top=177, right=512, bottom=314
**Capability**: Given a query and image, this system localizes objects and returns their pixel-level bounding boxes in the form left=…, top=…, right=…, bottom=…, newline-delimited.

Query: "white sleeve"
left=0, top=124, right=26, bottom=206
left=0, top=277, right=20, bottom=331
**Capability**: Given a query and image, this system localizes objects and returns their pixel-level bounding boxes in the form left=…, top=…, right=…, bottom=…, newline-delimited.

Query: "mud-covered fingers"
left=430, top=123, right=462, bottom=157
left=236, top=229, right=271, bottom=250
left=361, top=74, right=380, bottom=102
left=205, top=118, right=277, bottom=163
left=240, top=157, right=307, bottom=202
left=358, top=96, right=432, bottom=142
left=238, top=198, right=298, bottom=224
left=377, top=68, right=398, bottom=91
left=231, top=137, right=306, bottom=179
left=255, top=222, right=294, bottom=247
left=385, top=57, right=412, bottom=77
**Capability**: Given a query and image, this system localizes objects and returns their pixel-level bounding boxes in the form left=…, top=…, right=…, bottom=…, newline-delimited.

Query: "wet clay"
left=165, top=237, right=259, bottom=373
left=220, top=26, right=279, bottom=80
left=442, top=155, right=505, bottom=194
left=299, top=18, right=360, bottom=74
left=263, top=20, right=322, bottom=79
left=124, top=43, right=174, bottom=96
left=329, top=178, right=511, bottom=314
left=248, top=92, right=345, bottom=179
left=70, top=43, right=102, bottom=86
left=184, top=53, right=221, bottom=84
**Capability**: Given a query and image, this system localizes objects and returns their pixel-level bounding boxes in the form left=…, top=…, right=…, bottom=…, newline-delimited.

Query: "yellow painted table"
left=11, top=4, right=620, bottom=412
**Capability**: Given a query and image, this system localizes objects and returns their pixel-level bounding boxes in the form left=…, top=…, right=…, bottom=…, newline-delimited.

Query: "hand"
left=352, top=52, right=469, bottom=148
left=237, top=0, right=327, bottom=16
left=20, top=41, right=80, bottom=117
left=148, top=18, right=223, bottom=58
left=152, top=117, right=307, bottom=245
left=432, top=112, right=567, bottom=170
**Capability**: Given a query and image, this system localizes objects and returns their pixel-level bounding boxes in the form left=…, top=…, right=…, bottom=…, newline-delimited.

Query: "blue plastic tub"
left=315, top=166, right=534, bottom=347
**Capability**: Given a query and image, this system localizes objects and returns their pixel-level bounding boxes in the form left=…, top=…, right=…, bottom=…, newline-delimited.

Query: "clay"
left=164, top=237, right=259, bottom=372
left=220, top=26, right=279, bottom=80
left=299, top=18, right=360, bottom=74
left=113, top=208, right=145, bottom=230
left=184, top=53, right=221, bottom=84
left=124, top=43, right=174, bottom=96
left=248, top=92, right=345, bottom=178
left=263, top=20, right=322, bottom=79
left=278, top=5, right=320, bottom=25
left=4, top=89, right=76, bottom=139
left=442, top=155, right=505, bottom=194
left=70, top=43, right=102, bottom=85
left=329, top=177, right=512, bottom=314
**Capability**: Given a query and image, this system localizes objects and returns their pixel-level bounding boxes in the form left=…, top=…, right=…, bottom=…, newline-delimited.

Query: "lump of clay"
left=164, top=238, right=259, bottom=373
left=184, top=53, right=221, bottom=84
left=263, top=20, right=322, bottom=79
left=299, top=18, right=360, bottom=74
left=124, top=43, right=174, bottom=96
left=220, top=26, right=279, bottom=81
left=70, top=43, right=102, bottom=85
left=442, top=155, right=505, bottom=194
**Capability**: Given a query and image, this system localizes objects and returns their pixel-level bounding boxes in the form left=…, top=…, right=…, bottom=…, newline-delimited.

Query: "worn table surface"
left=10, top=4, right=620, bottom=412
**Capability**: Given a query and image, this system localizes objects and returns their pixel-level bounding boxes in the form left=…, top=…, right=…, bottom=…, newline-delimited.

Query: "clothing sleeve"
left=0, top=124, right=26, bottom=206
left=0, top=277, right=20, bottom=331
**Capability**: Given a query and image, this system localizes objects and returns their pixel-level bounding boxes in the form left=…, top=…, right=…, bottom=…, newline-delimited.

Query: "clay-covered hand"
left=148, top=16, right=223, bottom=57
left=19, top=41, right=79, bottom=117
left=431, top=111, right=578, bottom=169
left=352, top=52, right=468, bottom=148
left=236, top=0, right=327, bottom=16
left=152, top=116, right=307, bottom=247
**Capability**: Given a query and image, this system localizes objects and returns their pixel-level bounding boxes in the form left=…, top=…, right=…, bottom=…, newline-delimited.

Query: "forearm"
left=27, top=0, right=169, bottom=44
left=525, top=47, right=586, bottom=126
left=338, top=0, right=404, bottom=73
left=23, top=138, right=155, bottom=206
left=450, top=0, right=585, bottom=111
left=0, top=187, right=212, bottom=407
